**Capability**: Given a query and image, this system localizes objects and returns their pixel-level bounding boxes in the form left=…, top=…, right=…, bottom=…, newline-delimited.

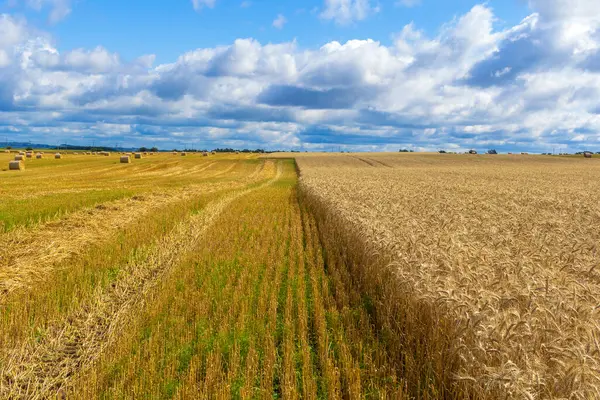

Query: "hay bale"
left=211, top=151, right=216, bottom=155
left=134, top=153, right=142, bottom=159
left=14, top=155, right=24, bottom=161
left=202, top=151, right=209, bottom=156
left=36, top=153, right=43, bottom=159
left=181, top=152, right=187, bottom=156
left=9, top=160, right=24, bottom=170
left=55, top=153, right=62, bottom=159
left=26, top=152, right=33, bottom=158
left=120, top=156, right=131, bottom=163
left=584, top=151, right=593, bottom=158
left=143, top=152, right=148, bottom=155
left=18, top=151, right=25, bottom=156
left=235, top=151, right=240, bottom=154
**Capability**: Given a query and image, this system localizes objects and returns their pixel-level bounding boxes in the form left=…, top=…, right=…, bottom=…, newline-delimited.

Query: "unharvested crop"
left=294, top=153, right=600, bottom=399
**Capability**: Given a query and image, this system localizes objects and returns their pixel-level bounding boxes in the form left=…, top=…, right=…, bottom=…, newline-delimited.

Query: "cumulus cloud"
left=320, top=0, right=379, bottom=25
left=2, top=1, right=600, bottom=152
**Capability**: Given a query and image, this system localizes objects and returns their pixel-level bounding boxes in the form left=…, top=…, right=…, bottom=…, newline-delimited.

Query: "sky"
left=0, top=0, right=599, bottom=152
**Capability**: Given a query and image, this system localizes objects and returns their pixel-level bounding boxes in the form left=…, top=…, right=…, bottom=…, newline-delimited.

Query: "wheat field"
left=292, top=152, right=600, bottom=399
left=1, top=150, right=599, bottom=399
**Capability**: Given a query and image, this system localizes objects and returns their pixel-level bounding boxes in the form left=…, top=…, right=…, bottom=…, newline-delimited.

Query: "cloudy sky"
left=0, top=0, right=599, bottom=152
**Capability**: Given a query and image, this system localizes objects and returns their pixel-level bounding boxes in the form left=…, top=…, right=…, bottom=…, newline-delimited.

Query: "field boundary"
left=298, top=179, right=477, bottom=399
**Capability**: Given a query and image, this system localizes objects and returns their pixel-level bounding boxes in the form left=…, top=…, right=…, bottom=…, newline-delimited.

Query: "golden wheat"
left=294, top=153, right=600, bottom=399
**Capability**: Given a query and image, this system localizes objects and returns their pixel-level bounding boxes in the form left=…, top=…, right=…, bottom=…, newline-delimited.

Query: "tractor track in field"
left=0, top=161, right=268, bottom=302
left=0, top=162, right=282, bottom=399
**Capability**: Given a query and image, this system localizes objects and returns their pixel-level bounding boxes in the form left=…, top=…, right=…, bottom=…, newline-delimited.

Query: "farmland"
left=294, top=153, right=600, bottom=399
left=1, top=151, right=599, bottom=399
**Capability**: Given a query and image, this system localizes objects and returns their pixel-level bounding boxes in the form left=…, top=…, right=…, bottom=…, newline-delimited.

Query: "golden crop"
left=3, top=149, right=598, bottom=399
left=296, top=152, right=600, bottom=399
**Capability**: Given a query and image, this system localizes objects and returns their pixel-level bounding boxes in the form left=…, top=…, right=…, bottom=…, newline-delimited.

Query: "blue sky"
left=1, top=0, right=600, bottom=152
left=4, top=0, right=531, bottom=63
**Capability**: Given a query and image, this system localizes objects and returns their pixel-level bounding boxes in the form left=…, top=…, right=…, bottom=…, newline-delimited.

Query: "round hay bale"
left=9, top=160, right=24, bottom=170
left=26, top=152, right=33, bottom=158
left=36, top=153, right=43, bottom=159
left=134, top=153, right=142, bottom=159
left=202, top=151, right=208, bottom=156
left=584, top=151, right=593, bottom=158
left=181, top=152, right=187, bottom=156
left=18, top=151, right=25, bottom=156
left=55, top=153, right=62, bottom=159
left=14, top=155, right=24, bottom=161
left=120, top=156, right=131, bottom=163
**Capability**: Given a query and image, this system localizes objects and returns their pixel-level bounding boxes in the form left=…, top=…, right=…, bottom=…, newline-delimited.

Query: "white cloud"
left=320, top=0, right=379, bottom=25
left=3, top=2, right=600, bottom=152
left=240, top=1, right=252, bottom=8
left=273, top=14, right=287, bottom=29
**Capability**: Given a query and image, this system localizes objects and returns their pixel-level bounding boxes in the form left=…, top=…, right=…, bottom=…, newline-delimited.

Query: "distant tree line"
left=139, top=147, right=159, bottom=152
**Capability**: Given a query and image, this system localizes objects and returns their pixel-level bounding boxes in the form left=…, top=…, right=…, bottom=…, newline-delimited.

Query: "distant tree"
left=399, top=149, right=410, bottom=153
left=26, top=146, right=33, bottom=151
left=6, top=146, right=12, bottom=150
left=487, top=149, right=498, bottom=154
left=151, top=147, right=158, bottom=152
left=438, top=150, right=447, bottom=154
left=139, top=146, right=148, bottom=152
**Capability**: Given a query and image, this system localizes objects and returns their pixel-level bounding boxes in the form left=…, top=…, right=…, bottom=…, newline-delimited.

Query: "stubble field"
left=1, top=151, right=599, bottom=399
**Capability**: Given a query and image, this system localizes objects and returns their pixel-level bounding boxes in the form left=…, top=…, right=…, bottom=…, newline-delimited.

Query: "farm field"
left=0, top=151, right=407, bottom=398
left=290, top=152, right=600, bottom=399
left=1, top=151, right=599, bottom=399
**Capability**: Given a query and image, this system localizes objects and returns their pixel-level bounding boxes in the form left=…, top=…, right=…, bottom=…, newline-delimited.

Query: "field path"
left=0, top=162, right=282, bottom=399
